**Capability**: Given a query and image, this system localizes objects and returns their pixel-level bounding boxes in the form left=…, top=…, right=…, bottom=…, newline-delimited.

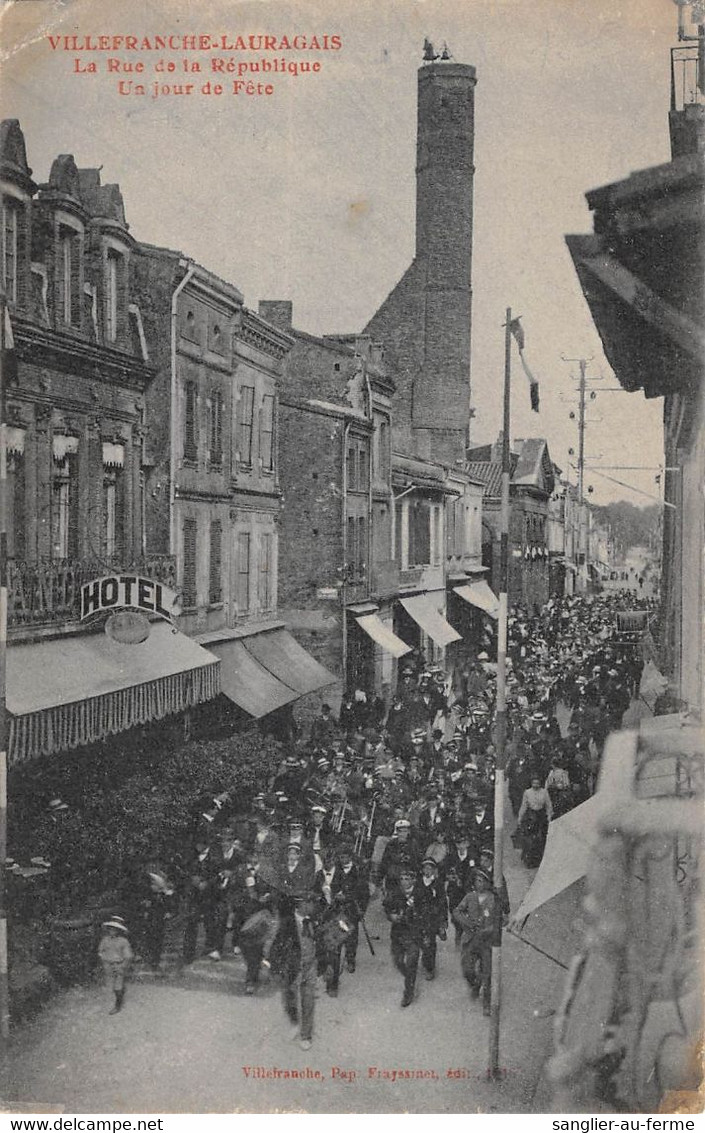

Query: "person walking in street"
left=274, top=895, right=319, bottom=1051
left=452, top=868, right=499, bottom=1017
left=515, top=774, right=553, bottom=867
left=383, top=866, right=424, bottom=1008
left=98, top=916, right=133, bottom=1015
left=416, top=857, right=448, bottom=981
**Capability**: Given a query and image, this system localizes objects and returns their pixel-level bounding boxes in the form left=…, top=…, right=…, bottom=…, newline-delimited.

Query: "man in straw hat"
left=98, top=916, right=133, bottom=1015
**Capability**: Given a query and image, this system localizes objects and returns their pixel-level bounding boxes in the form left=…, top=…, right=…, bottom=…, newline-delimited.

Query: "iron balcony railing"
left=8, top=555, right=177, bottom=629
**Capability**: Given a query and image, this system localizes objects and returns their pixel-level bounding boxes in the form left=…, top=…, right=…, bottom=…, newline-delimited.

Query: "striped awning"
left=7, top=622, right=220, bottom=764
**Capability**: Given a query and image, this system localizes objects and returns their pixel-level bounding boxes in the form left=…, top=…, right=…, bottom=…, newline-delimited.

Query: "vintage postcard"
left=0, top=0, right=701, bottom=1119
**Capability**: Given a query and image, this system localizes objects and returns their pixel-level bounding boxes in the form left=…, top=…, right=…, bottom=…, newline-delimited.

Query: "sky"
left=0, top=0, right=681, bottom=506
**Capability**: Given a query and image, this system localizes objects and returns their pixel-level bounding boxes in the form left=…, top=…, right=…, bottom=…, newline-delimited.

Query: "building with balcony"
left=0, top=121, right=219, bottom=768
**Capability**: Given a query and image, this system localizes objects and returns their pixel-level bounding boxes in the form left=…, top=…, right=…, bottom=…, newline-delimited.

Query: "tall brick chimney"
left=363, top=56, right=476, bottom=465
left=413, top=62, right=476, bottom=461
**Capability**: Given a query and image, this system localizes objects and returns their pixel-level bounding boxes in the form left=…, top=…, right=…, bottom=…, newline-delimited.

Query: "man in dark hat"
left=385, top=694, right=410, bottom=755
left=275, top=894, right=319, bottom=1050
left=478, top=846, right=510, bottom=921
left=383, top=866, right=424, bottom=1007
left=452, top=867, right=501, bottom=1016
left=446, top=829, right=476, bottom=944
left=310, top=703, right=337, bottom=748
left=418, top=786, right=449, bottom=843
left=374, top=818, right=420, bottom=893
left=416, top=857, right=448, bottom=980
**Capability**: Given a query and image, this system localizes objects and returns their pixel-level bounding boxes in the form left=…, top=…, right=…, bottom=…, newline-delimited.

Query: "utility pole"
left=562, top=356, right=596, bottom=593
left=489, top=307, right=512, bottom=1080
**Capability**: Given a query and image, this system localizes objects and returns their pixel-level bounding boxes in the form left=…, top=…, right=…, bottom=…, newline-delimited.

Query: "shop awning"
left=399, top=595, right=461, bottom=647
left=513, top=795, right=604, bottom=923
left=7, top=622, right=220, bottom=765
left=453, top=581, right=500, bottom=620
left=243, top=629, right=335, bottom=696
left=207, top=638, right=299, bottom=718
left=206, top=628, right=337, bottom=718
left=356, top=614, right=411, bottom=658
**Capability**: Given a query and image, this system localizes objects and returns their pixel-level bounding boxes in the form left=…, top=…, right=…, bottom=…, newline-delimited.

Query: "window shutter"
left=10, top=453, right=25, bottom=558
left=67, top=454, right=79, bottom=559
left=184, top=382, right=198, bottom=462
left=114, top=469, right=125, bottom=560
left=209, top=520, right=222, bottom=604
left=211, top=391, right=223, bottom=466
left=258, top=532, right=271, bottom=608
left=182, top=518, right=197, bottom=607
left=237, top=532, right=250, bottom=611
left=260, top=394, right=274, bottom=471
left=357, top=515, right=366, bottom=579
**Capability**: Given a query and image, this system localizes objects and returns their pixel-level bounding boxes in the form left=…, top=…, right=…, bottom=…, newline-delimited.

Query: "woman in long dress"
left=516, top=775, right=553, bottom=868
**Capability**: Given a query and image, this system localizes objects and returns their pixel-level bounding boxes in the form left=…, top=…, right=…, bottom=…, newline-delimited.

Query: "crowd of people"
left=98, top=592, right=655, bottom=1048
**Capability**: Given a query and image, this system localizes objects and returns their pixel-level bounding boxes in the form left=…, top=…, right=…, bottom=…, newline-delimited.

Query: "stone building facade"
left=0, top=121, right=218, bottom=766
left=133, top=247, right=291, bottom=638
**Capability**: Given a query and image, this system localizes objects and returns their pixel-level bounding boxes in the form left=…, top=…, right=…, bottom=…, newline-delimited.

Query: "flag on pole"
left=509, top=317, right=540, bottom=413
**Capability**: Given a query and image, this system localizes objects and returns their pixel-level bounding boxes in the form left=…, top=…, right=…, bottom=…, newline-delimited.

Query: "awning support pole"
left=489, top=307, right=512, bottom=1080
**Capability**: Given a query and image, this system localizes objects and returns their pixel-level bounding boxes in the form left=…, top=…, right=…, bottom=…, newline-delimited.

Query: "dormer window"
left=60, top=231, right=73, bottom=323
left=2, top=198, right=19, bottom=304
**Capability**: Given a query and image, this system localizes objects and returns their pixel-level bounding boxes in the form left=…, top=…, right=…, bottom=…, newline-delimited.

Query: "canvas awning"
left=399, top=595, right=461, bottom=647
left=206, top=628, right=336, bottom=719
left=207, top=638, right=298, bottom=718
left=242, top=628, right=335, bottom=696
left=513, top=794, right=605, bottom=923
left=356, top=614, right=411, bottom=658
left=7, top=622, right=220, bottom=765
left=453, top=581, right=500, bottom=620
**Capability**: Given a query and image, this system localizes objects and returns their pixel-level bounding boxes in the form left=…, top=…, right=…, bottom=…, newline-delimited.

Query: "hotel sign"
left=80, top=574, right=179, bottom=621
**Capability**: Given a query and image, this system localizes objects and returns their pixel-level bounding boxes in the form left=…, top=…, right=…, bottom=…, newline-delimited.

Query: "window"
left=346, top=436, right=369, bottom=491
left=103, top=469, right=124, bottom=560
left=347, top=515, right=367, bottom=581
left=258, top=532, right=272, bottom=609
left=372, top=412, right=390, bottom=483
left=2, top=199, right=19, bottom=304
left=260, top=394, right=274, bottom=471
left=347, top=515, right=356, bottom=579
left=105, top=252, right=119, bottom=342
left=358, top=444, right=369, bottom=491
left=59, top=231, right=78, bottom=325
left=408, top=498, right=431, bottom=566
left=357, top=515, right=366, bottom=579
left=209, top=520, right=222, bottom=604
left=51, top=449, right=79, bottom=561
left=206, top=390, right=223, bottom=468
left=184, top=381, right=198, bottom=462
left=238, top=386, right=255, bottom=465
left=431, top=504, right=442, bottom=566
left=6, top=429, right=26, bottom=558
left=182, top=518, right=197, bottom=607
left=237, top=532, right=251, bottom=611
